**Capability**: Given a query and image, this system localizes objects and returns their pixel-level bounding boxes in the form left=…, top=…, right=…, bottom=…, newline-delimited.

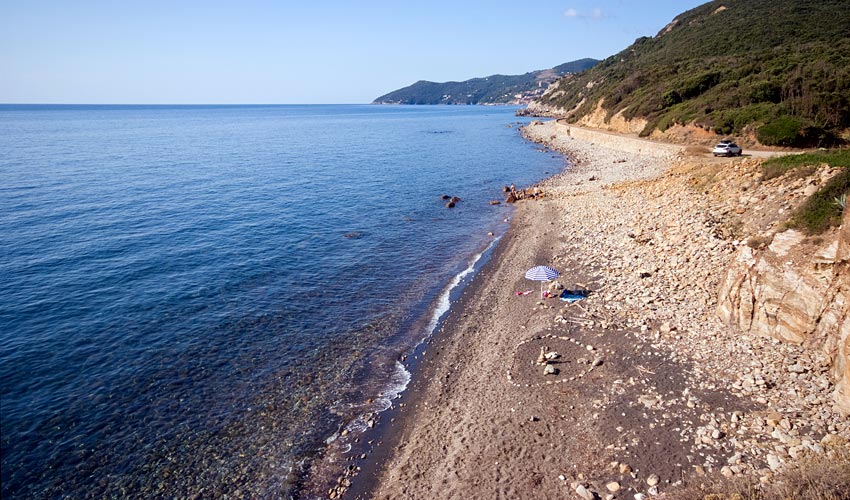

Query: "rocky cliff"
left=718, top=208, right=850, bottom=414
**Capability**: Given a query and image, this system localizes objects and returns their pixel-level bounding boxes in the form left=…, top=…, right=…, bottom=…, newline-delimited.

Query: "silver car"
left=713, top=141, right=742, bottom=156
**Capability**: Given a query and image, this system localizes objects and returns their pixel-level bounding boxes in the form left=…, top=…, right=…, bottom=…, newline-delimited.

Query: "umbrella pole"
left=540, top=281, right=544, bottom=299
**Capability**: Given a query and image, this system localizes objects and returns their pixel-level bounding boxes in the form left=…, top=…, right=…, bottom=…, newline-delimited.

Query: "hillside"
left=529, top=0, right=850, bottom=146
left=372, top=58, right=599, bottom=105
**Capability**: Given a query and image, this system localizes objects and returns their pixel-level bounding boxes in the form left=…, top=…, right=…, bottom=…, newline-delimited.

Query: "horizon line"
left=0, top=102, right=379, bottom=106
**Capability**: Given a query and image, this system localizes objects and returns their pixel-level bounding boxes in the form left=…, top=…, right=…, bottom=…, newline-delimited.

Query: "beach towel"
left=514, top=290, right=533, bottom=296
left=559, top=290, right=588, bottom=303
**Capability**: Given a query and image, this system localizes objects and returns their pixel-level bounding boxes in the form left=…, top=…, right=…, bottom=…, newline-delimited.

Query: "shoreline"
left=353, top=120, right=849, bottom=499
left=310, top=123, right=558, bottom=499
left=356, top=122, right=680, bottom=499
left=344, top=223, right=522, bottom=499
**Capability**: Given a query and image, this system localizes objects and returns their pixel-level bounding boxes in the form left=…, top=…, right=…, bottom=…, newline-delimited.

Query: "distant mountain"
left=372, top=58, right=600, bottom=105
left=529, top=0, right=850, bottom=146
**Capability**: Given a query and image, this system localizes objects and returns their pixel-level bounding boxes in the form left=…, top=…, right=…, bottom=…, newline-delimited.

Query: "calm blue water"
left=0, top=104, right=562, bottom=498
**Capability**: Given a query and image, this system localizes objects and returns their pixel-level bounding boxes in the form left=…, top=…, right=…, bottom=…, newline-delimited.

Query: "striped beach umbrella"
left=525, top=265, right=560, bottom=298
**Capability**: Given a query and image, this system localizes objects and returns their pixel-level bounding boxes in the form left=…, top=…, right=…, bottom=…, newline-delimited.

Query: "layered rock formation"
left=718, top=209, right=850, bottom=414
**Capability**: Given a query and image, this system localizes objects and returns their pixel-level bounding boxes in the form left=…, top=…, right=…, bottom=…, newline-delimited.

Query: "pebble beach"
left=357, top=120, right=849, bottom=500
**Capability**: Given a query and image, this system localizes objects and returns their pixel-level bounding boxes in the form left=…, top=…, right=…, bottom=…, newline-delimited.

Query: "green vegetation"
left=762, top=149, right=850, bottom=180
left=372, top=59, right=599, bottom=105
left=757, top=117, right=804, bottom=146
left=762, top=150, right=850, bottom=233
left=791, top=167, right=850, bottom=233
left=535, top=0, right=850, bottom=145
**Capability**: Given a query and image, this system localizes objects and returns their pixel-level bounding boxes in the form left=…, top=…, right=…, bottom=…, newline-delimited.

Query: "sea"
left=0, top=104, right=564, bottom=498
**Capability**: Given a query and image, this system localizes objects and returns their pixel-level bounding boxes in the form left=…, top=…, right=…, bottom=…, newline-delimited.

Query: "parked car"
left=712, top=141, right=742, bottom=156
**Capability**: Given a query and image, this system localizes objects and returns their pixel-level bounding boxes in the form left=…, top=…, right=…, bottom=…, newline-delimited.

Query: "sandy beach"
left=349, top=120, right=849, bottom=500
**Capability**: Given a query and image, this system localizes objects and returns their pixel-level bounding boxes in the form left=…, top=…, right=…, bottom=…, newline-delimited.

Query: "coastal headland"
left=350, top=120, right=848, bottom=499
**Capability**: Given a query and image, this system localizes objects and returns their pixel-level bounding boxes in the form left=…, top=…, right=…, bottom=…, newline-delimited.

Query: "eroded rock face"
left=717, top=209, right=850, bottom=414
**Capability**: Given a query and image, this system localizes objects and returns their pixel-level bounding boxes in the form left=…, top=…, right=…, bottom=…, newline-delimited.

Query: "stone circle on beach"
left=507, top=334, right=604, bottom=387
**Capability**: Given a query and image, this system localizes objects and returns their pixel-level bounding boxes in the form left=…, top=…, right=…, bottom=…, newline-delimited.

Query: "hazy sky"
left=1, top=0, right=707, bottom=104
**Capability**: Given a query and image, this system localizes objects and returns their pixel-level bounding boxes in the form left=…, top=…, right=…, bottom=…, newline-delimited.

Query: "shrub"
left=762, top=149, right=850, bottom=180
left=680, top=71, right=722, bottom=99
left=757, top=116, right=804, bottom=146
left=639, top=116, right=661, bottom=137
left=662, top=90, right=683, bottom=108
left=749, top=81, right=782, bottom=104
left=791, top=166, right=850, bottom=233
left=746, top=235, right=772, bottom=249
left=667, top=439, right=850, bottom=500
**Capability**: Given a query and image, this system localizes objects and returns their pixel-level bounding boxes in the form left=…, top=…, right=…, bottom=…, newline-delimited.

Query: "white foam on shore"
left=424, top=235, right=502, bottom=339
left=341, top=236, right=502, bottom=439
left=322, top=235, right=502, bottom=461
left=377, top=360, right=413, bottom=412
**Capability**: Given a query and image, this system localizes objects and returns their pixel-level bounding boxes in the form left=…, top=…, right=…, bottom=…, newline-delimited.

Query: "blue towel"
left=559, top=290, right=588, bottom=302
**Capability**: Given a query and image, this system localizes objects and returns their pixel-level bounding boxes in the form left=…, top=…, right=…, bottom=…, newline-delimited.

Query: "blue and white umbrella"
left=525, top=265, right=560, bottom=281
left=525, top=265, right=560, bottom=298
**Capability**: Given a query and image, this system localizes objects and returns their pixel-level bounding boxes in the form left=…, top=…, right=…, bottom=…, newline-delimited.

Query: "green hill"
left=372, top=58, right=599, bottom=105
left=531, top=0, right=850, bottom=146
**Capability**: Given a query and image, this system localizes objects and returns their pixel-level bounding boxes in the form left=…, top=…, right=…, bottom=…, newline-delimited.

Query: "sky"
left=1, top=0, right=708, bottom=104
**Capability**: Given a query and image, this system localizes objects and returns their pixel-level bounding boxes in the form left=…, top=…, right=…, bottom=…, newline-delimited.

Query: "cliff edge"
left=718, top=208, right=850, bottom=414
